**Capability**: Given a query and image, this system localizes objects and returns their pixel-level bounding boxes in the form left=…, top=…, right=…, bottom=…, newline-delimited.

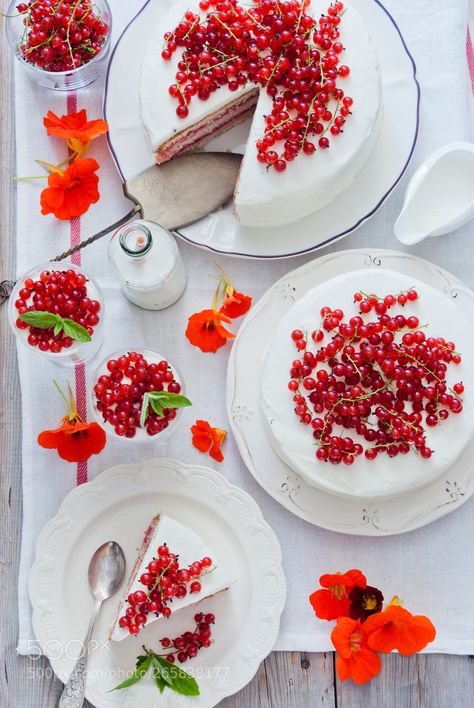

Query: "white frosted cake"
left=139, top=0, right=382, bottom=227
left=260, top=269, right=474, bottom=498
left=110, top=513, right=234, bottom=641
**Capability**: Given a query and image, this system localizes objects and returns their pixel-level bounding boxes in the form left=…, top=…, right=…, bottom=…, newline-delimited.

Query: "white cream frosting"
left=111, top=514, right=234, bottom=641
left=139, top=0, right=382, bottom=227
left=260, top=269, right=474, bottom=498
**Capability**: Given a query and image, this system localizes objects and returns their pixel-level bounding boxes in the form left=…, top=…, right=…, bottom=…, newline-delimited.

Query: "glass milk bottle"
left=108, top=219, right=187, bottom=310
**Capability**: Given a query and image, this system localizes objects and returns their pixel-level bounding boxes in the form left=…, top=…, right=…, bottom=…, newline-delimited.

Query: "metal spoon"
left=58, top=541, right=126, bottom=708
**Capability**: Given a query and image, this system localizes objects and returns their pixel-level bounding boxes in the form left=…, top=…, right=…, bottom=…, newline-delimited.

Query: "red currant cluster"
left=288, top=288, right=464, bottom=464
left=163, top=0, right=351, bottom=172
left=16, top=0, right=109, bottom=72
left=118, top=545, right=214, bottom=636
left=159, top=612, right=215, bottom=664
left=94, top=353, right=182, bottom=439
left=14, top=269, right=100, bottom=352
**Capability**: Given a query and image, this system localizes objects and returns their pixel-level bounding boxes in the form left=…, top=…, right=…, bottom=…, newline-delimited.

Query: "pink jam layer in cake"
left=155, top=89, right=259, bottom=164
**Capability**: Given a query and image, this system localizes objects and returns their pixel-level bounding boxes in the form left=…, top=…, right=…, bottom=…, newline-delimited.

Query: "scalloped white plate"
left=104, top=0, right=419, bottom=258
left=226, top=249, right=474, bottom=535
left=29, top=459, right=286, bottom=708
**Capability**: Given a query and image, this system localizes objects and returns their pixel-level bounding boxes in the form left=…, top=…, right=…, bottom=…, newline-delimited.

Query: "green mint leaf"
left=53, top=321, right=63, bottom=336
left=140, top=393, right=151, bottom=429
left=140, top=392, right=192, bottom=427
left=19, top=311, right=59, bottom=329
left=153, top=655, right=200, bottom=696
left=110, top=655, right=151, bottom=691
left=153, top=669, right=166, bottom=693
left=149, top=398, right=165, bottom=417
left=62, top=318, right=92, bottom=343
left=149, top=392, right=193, bottom=410
left=151, top=656, right=173, bottom=687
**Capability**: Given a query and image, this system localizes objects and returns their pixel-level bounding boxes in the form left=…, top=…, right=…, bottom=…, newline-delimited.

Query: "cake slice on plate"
left=109, top=513, right=234, bottom=642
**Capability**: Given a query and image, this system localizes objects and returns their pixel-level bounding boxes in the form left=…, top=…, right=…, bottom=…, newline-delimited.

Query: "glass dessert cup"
left=5, top=0, right=112, bottom=90
left=8, top=261, right=104, bottom=365
left=90, top=348, right=186, bottom=444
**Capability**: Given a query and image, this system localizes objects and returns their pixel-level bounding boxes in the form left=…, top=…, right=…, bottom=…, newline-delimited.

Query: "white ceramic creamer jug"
left=394, top=142, right=474, bottom=245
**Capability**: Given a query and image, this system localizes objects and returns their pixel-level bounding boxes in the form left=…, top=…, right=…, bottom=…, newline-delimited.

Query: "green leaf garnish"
left=140, top=391, right=192, bottom=428
left=62, top=318, right=91, bottom=342
left=19, top=311, right=58, bottom=328
left=153, top=669, right=167, bottom=694
left=151, top=656, right=174, bottom=687
left=153, top=655, right=200, bottom=696
left=19, top=310, right=91, bottom=343
left=110, top=655, right=151, bottom=691
left=112, top=651, right=200, bottom=696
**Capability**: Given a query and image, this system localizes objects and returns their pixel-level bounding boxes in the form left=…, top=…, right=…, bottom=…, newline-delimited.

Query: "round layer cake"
left=139, top=0, right=382, bottom=227
left=260, top=269, right=474, bottom=498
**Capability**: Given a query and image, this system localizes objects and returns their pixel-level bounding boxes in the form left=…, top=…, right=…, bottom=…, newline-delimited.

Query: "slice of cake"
left=139, top=0, right=382, bottom=227
left=109, top=513, right=234, bottom=642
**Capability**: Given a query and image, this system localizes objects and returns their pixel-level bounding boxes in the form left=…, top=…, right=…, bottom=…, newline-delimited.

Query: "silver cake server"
left=53, top=151, right=243, bottom=261
left=0, top=151, right=242, bottom=303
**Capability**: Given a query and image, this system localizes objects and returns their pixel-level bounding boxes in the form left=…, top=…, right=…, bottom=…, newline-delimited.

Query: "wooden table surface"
left=1, top=16, right=473, bottom=708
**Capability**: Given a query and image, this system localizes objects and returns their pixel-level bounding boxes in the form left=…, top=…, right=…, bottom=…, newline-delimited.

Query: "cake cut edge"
left=154, top=87, right=259, bottom=164
left=108, top=512, right=161, bottom=642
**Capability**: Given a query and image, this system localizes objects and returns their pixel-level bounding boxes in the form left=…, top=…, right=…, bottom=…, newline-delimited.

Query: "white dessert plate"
left=29, top=459, right=286, bottom=708
left=104, top=0, right=420, bottom=259
left=226, top=249, right=474, bottom=535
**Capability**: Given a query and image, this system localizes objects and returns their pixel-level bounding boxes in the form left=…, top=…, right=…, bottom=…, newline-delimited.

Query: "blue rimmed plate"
left=104, top=0, right=419, bottom=259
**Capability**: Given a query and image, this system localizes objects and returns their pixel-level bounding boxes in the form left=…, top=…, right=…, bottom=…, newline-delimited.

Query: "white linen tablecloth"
left=14, top=0, right=474, bottom=655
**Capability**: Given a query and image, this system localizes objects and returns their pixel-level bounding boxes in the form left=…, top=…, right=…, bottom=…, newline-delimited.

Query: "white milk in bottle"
left=108, top=219, right=187, bottom=310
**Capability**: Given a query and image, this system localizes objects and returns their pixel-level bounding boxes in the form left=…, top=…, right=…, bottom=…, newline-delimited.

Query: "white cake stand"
left=226, top=249, right=474, bottom=535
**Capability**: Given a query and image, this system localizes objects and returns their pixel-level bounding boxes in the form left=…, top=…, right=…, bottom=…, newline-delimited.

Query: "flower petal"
left=336, top=648, right=381, bottom=685
left=38, top=421, right=106, bottom=462
left=331, top=617, right=362, bottom=658
left=37, top=427, right=64, bottom=450
left=40, top=157, right=100, bottom=220
left=191, top=420, right=226, bottom=462
left=309, top=588, right=350, bottom=621
left=220, top=291, right=252, bottom=318
left=185, top=309, right=233, bottom=353
left=43, top=109, right=108, bottom=144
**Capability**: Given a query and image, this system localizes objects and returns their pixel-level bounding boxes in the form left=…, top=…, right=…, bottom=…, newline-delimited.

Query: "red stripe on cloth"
left=74, top=363, right=89, bottom=486
left=467, top=28, right=474, bottom=96
left=67, top=91, right=89, bottom=485
left=70, top=217, right=82, bottom=266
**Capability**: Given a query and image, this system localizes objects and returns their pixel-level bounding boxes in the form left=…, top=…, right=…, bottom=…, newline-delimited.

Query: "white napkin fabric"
left=15, top=0, right=474, bottom=655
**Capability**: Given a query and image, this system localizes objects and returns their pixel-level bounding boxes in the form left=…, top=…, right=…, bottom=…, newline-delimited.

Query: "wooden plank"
left=337, top=654, right=474, bottom=708
left=220, top=652, right=335, bottom=708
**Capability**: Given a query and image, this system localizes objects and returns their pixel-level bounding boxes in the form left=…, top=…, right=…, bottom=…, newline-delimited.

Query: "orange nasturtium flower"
left=309, top=569, right=367, bottom=621
left=38, top=381, right=106, bottom=463
left=191, top=420, right=227, bottom=462
left=220, top=289, right=252, bottom=318
left=331, top=617, right=382, bottom=685
left=43, top=109, right=109, bottom=156
left=363, top=599, right=436, bottom=655
left=40, top=157, right=100, bottom=220
left=185, top=309, right=235, bottom=353
left=213, top=263, right=252, bottom=318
